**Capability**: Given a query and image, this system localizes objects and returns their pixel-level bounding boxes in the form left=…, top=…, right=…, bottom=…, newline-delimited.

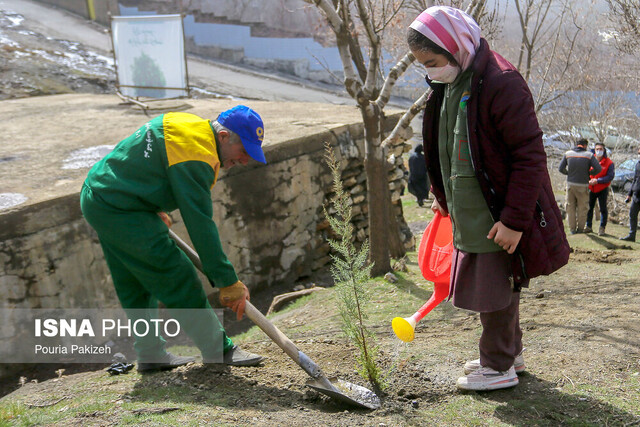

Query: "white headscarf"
left=410, top=6, right=481, bottom=70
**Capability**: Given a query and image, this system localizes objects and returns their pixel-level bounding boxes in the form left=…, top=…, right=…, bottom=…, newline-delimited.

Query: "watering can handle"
left=424, top=211, right=442, bottom=255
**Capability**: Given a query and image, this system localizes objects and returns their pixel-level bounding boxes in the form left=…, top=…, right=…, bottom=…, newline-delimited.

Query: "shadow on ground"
left=585, top=233, right=635, bottom=250
left=471, top=373, right=640, bottom=426
left=128, top=365, right=375, bottom=415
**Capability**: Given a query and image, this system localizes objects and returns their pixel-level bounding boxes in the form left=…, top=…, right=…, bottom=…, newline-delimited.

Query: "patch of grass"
left=0, top=401, right=27, bottom=425
left=231, top=292, right=340, bottom=343
left=415, top=395, right=509, bottom=426
left=0, top=395, right=81, bottom=426
left=400, top=194, right=434, bottom=224
left=567, top=374, right=640, bottom=415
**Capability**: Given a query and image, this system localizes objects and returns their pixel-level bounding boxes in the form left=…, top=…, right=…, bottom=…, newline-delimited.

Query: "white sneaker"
left=457, top=366, right=519, bottom=391
left=464, top=349, right=525, bottom=375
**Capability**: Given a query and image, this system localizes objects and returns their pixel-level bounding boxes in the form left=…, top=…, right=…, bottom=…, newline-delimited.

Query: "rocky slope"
left=0, top=8, right=114, bottom=100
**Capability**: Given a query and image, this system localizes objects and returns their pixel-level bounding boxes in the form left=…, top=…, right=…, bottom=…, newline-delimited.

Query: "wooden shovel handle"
left=167, top=229, right=301, bottom=364
left=243, top=301, right=300, bottom=363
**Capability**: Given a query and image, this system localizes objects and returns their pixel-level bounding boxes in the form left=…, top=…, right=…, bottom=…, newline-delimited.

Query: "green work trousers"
left=80, top=184, right=233, bottom=362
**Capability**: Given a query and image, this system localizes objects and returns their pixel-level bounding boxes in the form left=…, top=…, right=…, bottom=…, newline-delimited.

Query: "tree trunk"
left=385, top=169, right=406, bottom=259
left=362, top=110, right=391, bottom=276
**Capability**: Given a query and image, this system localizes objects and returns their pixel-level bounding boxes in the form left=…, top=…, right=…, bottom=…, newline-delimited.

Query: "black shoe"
left=137, top=352, right=195, bottom=373
left=417, top=199, right=424, bottom=207
left=222, top=345, right=264, bottom=366
left=620, top=234, right=636, bottom=242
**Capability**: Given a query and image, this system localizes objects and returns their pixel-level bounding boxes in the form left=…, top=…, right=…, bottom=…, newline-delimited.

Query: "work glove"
left=158, top=212, right=172, bottom=227
left=219, top=280, right=250, bottom=320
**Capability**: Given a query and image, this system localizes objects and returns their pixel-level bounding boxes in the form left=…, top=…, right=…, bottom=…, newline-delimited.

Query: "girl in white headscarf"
left=407, top=6, right=570, bottom=391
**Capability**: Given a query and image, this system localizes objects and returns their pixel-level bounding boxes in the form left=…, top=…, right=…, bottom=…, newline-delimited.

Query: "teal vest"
left=438, top=69, right=502, bottom=253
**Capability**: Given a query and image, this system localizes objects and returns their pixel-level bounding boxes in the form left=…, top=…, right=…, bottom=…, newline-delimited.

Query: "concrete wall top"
left=0, top=94, right=401, bottom=239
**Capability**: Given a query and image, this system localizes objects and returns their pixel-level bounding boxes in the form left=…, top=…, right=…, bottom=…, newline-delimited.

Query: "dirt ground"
left=2, top=199, right=639, bottom=425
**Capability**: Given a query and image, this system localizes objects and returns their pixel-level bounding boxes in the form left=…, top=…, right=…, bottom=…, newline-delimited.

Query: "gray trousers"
left=479, top=292, right=523, bottom=372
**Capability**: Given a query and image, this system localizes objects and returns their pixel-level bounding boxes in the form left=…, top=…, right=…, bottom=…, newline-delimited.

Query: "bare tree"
left=304, top=0, right=409, bottom=276
left=542, top=88, right=636, bottom=148
left=606, top=0, right=640, bottom=53
left=512, top=0, right=590, bottom=113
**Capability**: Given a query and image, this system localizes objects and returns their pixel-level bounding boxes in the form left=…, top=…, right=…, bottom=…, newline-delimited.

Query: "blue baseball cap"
left=217, top=105, right=266, bottom=164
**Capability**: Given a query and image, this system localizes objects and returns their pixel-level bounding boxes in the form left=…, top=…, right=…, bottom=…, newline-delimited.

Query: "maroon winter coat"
left=421, top=38, right=569, bottom=282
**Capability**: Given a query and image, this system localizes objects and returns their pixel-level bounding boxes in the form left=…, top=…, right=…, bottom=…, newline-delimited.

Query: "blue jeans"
left=586, top=187, right=609, bottom=228
left=629, top=197, right=640, bottom=235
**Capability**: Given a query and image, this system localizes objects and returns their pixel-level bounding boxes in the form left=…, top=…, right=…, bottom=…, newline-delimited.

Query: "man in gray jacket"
left=559, top=139, right=602, bottom=234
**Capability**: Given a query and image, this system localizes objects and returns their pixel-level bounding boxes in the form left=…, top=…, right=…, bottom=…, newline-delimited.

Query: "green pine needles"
left=323, top=143, right=383, bottom=390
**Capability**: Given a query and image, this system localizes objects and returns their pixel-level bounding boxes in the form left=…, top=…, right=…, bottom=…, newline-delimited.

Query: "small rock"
left=384, top=272, right=398, bottom=283
left=411, top=400, right=419, bottom=408
left=535, top=291, right=546, bottom=298
left=293, top=285, right=305, bottom=292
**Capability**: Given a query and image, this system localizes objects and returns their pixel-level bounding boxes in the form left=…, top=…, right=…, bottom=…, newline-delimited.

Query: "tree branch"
left=381, top=88, right=431, bottom=149
left=355, top=0, right=380, bottom=98
left=306, top=0, right=364, bottom=99
left=374, top=52, right=415, bottom=110
left=304, top=0, right=343, bottom=30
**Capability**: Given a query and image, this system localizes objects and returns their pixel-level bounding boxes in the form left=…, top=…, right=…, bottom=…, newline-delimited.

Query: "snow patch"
left=62, top=145, right=115, bottom=170
left=6, top=14, right=23, bottom=27
left=0, top=193, right=28, bottom=210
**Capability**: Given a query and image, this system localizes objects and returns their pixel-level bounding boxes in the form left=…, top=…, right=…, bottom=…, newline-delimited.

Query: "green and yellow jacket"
left=85, top=112, right=238, bottom=288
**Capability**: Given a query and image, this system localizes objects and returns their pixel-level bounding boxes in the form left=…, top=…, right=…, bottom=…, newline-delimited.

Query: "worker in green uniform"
left=81, top=105, right=265, bottom=372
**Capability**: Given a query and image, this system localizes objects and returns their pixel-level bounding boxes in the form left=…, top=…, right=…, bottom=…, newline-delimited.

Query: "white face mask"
left=595, top=150, right=604, bottom=157
left=426, top=63, right=460, bottom=84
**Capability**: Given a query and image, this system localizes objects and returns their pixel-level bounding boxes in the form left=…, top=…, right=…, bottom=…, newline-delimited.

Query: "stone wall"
left=0, top=118, right=412, bottom=311
left=0, top=194, right=115, bottom=310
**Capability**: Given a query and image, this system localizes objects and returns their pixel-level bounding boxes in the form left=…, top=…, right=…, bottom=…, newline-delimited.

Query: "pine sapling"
left=323, top=143, right=383, bottom=390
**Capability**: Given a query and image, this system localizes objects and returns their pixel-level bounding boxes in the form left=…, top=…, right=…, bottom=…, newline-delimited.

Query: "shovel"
left=168, top=229, right=380, bottom=410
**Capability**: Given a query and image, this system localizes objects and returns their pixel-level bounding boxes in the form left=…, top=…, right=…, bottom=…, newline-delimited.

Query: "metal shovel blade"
left=306, top=377, right=381, bottom=410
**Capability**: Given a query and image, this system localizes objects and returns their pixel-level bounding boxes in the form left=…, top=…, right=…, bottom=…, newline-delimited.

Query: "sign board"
left=111, top=15, right=188, bottom=99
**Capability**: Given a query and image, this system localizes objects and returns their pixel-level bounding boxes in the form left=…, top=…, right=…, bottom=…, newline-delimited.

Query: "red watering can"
left=392, top=211, right=453, bottom=342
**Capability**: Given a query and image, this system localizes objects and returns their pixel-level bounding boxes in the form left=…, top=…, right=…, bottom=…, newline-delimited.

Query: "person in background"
left=585, top=142, right=614, bottom=236
left=620, top=144, right=640, bottom=242
left=559, top=139, right=602, bottom=234
left=407, top=6, right=569, bottom=391
left=81, top=106, right=266, bottom=372
left=408, top=144, right=430, bottom=206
